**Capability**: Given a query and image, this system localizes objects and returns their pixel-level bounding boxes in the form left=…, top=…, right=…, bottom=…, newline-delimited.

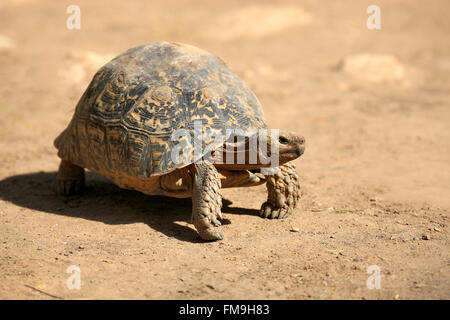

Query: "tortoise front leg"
left=56, top=160, right=85, bottom=196
left=191, top=162, right=224, bottom=241
left=260, top=162, right=300, bottom=219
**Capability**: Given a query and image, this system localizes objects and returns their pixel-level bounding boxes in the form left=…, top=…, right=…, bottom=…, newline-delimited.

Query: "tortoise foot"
left=260, top=201, right=291, bottom=219
left=56, top=160, right=85, bottom=196
left=57, top=179, right=85, bottom=196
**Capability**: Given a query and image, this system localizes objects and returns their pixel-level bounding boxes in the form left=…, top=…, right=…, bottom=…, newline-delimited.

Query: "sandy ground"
left=0, top=0, right=449, bottom=299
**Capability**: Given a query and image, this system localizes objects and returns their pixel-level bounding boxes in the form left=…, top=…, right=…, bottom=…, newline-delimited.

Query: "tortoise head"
left=211, top=129, right=305, bottom=169
left=276, top=130, right=305, bottom=164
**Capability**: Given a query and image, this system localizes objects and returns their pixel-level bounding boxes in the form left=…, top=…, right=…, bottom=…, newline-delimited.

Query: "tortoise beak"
left=296, top=145, right=305, bottom=157
left=295, top=136, right=305, bottom=156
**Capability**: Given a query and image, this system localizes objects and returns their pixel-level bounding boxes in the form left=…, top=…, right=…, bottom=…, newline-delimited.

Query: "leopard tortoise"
left=54, top=41, right=305, bottom=241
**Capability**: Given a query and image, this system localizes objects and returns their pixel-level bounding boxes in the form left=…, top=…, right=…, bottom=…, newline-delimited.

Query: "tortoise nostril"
left=299, top=137, right=305, bottom=145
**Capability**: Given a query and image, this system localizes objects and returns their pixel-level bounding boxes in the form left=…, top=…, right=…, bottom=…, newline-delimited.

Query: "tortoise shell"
left=54, top=41, right=267, bottom=177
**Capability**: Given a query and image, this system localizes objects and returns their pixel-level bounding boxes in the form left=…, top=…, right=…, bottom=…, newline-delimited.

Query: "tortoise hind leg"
left=191, top=162, right=224, bottom=241
left=56, top=160, right=85, bottom=196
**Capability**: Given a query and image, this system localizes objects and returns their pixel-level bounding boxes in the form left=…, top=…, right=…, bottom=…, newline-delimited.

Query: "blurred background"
left=0, top=0, right=448, bottom=299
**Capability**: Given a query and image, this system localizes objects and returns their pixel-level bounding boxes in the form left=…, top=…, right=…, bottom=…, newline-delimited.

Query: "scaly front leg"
left=260, top=162, right=300, bottom=219
left=191, top=162, right=224, bottom=240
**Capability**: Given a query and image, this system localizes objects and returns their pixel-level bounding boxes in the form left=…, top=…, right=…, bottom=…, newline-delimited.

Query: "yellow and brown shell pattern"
left=54, top=41, right=267, bottom=177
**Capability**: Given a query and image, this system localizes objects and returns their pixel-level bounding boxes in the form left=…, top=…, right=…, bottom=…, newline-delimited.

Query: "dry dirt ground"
left=0, top=0, right=449, bottom=299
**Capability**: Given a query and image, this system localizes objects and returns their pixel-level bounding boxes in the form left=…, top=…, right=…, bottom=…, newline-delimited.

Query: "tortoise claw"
left=197, top=225, right=224, bottom=241
left=57, top=179, right=84, bottom=196
left=260, top=201, right=291, bottom=219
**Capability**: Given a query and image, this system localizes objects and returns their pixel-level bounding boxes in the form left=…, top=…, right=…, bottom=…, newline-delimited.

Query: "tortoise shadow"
left=0, top=171, right=259, bottom=243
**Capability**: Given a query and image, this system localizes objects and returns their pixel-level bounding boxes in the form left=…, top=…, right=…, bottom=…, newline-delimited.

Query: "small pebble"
left=433, top=227, right=441, bottom=232
left=422, top=235, right=430, bottom=240
left=394, top=294, right=400, bottom=300
left=413, top=237, right=419, bottom=241
left=79, top=245, right=84, bottom=249
left=290, top=227, right=300, bottom=232
left=0, top=35, right=14, bottom=51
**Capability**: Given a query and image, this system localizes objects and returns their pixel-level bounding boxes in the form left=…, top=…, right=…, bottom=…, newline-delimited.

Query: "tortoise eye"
left=279, top=136, right=289, bottom=144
